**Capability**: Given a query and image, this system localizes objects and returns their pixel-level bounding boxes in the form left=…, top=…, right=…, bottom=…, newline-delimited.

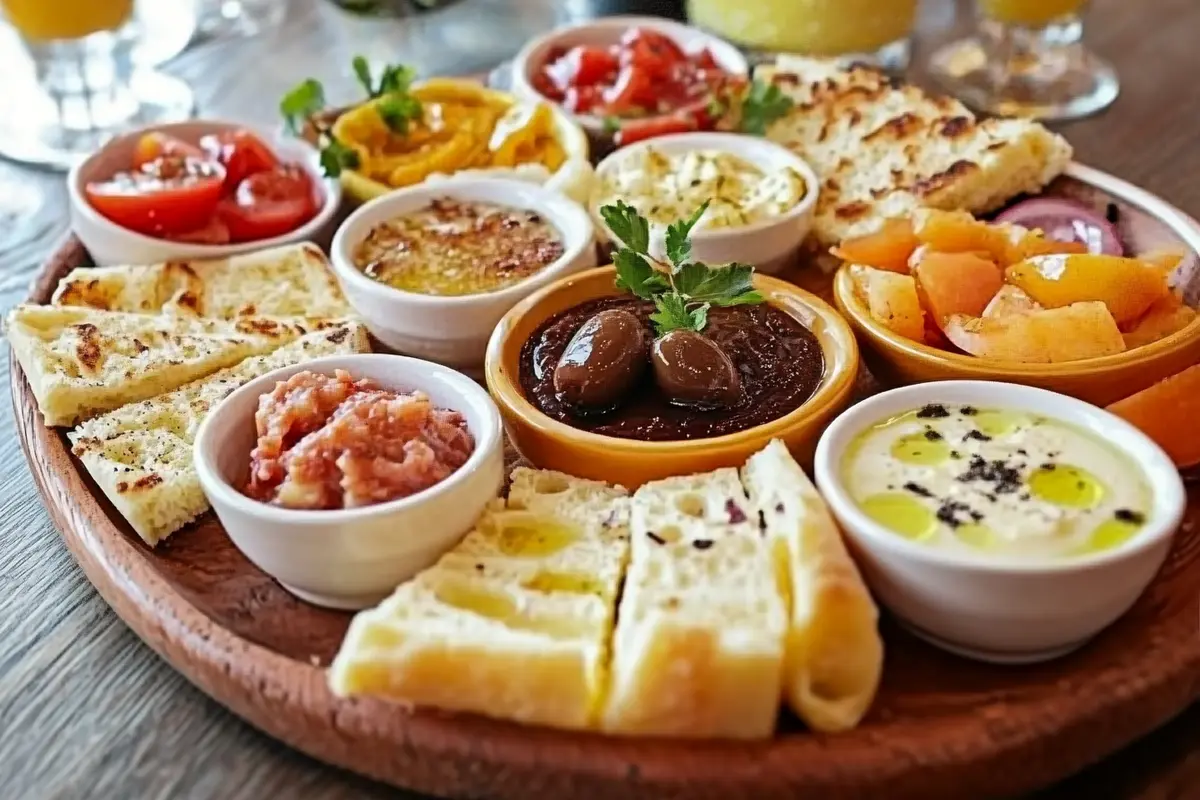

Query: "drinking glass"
left=195, top=0, right=284, bottom=38
left=0, top=0, right=195, bottom=170
left=930, top=0, right=1119, bottom=121
left=686, top=0, right=919, bottom=71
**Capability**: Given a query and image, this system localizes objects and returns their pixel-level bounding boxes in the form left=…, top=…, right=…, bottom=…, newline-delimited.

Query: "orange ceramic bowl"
left=832, top=265, right=1200, bottom=407
left=485, top=267, right=859, bottom=489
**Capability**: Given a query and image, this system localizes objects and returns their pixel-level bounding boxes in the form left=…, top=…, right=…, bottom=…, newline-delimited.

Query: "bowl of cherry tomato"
left=68, top=120, right=340, bottom=266
left=510, top=15, right=749, bottom=148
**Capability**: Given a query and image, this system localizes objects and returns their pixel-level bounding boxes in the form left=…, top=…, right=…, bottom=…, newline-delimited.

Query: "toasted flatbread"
left=5, top=304, right=312, bottom=426
left=51, top=242, right=353, bottom=321
left=68, top=322, right=370, bottom=545
left=757, top=56, right=1073, bottom=245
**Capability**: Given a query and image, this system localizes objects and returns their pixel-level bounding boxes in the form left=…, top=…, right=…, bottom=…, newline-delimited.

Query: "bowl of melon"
left=831, top=205, right=1200, bottom=406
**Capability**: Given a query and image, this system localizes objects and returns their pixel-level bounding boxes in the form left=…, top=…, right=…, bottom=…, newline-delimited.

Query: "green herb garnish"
left=601, top=116, right=622, bottom=136
left=280, top=78, right=327, bottom=135
left=318, top=138, right=360, bottom=178
left=739, top=79, right=793, bottom=136
left=350, top=56, right=424, bottom=133
left=601, top=200, right=762, bottom=336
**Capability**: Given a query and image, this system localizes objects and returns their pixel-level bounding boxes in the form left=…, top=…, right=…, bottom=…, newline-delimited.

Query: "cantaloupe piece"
left=1006, top=253, right=1170, bottom=326
left=1121, top=291, right=1197, bottom=349
left=849, top=265, right=925, bottom=341
left=943, top=301, right=1126, bottom=363
left=983, top=285, right=1042, bottom=318
left=1005, top=226, right=1089, bottom=263
left=831, top=219, right=918, bottom=273
left=913, top=209, right=1087, bottom=266
left=1107, top=364, right=1200, bottom=467
left=912, top=251, right=1003, bottom=326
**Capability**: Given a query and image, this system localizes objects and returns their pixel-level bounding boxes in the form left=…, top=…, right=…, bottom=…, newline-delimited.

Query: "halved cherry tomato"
left=85, top=156, right=226, bottom=237
left=614, top=114, right=698, bottom=146
left=200, top=129, right=280, bottom=190
left=216, top=165, right=319, bottom=243
left=132, top=132, right=204, bottom=168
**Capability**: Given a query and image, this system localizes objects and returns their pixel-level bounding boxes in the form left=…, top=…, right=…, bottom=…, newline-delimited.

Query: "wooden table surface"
left=2, top=0, right=1198, bottom=797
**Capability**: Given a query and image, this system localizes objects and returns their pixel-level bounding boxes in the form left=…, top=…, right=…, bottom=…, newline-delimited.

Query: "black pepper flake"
left=936, top=500, right=973, bottom=528
left=956, top=455, right=1022, bottom=495
left=903, top=481, right=934, bottom=498
left=647, top=531, right=666, bottom=545
left=923, top=428, right=944, bottom=441
left=969, top=510, right=984, bottom=522
left=1115, top=508, right=1146, bottom=524
left=960, top=406, right=978, bottom=416
left=917, top=404, right=951, bottom=419
left=1016, top=448, right=1028, bottom=456
left=1040, top=463, right=1057, bottom=471
left=603, top=509, right=619, bottom=528
left=693, top=539, right=714, bottom=550
left=950, top=450, right=962, bottom=459
left=1019, top=493, right=1031, bottom=501
left=726, top=498, right=747, bottom=524
left=774, top=502, right=784, bottom=514
left=758, top=511, right=767, bottom=534
left=964, top=429, right=992, bottom=442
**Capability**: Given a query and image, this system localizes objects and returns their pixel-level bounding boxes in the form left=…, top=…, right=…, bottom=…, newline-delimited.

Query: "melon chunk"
left=831, top=219, right=918, bottom=273
left=912, top=251, right=1003, bottom=326
left=849, top=265, right=925, bottom=341
left=1121, top=291, right=1197, bottom=349
left=983, top=285, right=1042, bottom=319
left=1006, top=253, right=1170, bottom=326
left=913, top=209, right=1086, bottom=266
left=1107, top=364, right=1200, bottom=467
left=943, top=302, right=1126, bottom=363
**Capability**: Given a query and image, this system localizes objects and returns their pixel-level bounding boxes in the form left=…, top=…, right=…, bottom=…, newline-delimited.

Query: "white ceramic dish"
left=590, top=132, right=819, bottom=274
left=193, top=353, right=504, bottom=611
left=813, top=380, right=1185, bottom=665
left=330, top=177, right=598, bottom=372
left=509, top=15, right=749, bottom=138
left=68, top=119, right=341, bottom=267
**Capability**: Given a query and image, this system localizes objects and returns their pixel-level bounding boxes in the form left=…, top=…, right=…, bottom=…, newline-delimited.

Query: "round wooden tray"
left=12, top=167, right=1200, bottom=799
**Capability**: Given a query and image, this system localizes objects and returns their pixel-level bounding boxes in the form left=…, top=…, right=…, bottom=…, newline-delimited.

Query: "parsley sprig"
left=738, top=79, right=793, bottom=135
left=600, top=201, right=763, bottom=336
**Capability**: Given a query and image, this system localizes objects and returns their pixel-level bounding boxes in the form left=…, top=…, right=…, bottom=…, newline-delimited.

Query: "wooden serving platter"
left=12, top=165, right=1200, bottom=800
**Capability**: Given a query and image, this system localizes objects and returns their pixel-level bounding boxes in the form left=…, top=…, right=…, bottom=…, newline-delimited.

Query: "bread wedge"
left=329, top=469, right=631, bottom=731
left=741, top=440, right=882, bottom=732
left=757, top=56, right=1072, bottom=245
left=6, top=304, right=311, bottom=426
left=51, top=242, right=353, bottom=321
left=602, top=468, right=787, bottom=739
left=68, top=322, right=369, bottom=545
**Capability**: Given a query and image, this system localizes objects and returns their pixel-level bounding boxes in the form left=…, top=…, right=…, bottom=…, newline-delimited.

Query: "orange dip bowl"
left=485, top=266, right=859, bottom=489
left=832, top=265, right=1200, bottom=407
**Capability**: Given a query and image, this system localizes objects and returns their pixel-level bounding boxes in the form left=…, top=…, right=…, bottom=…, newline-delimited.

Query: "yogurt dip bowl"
left=813, top=380, right=1185, bottom=664
left=194, top=353, right=504, bottom=611
left=591, top=132, right=819, bottom=275
left=330, top=177, right=598, bottom=373
left=485, top=266, right=858, bottom=488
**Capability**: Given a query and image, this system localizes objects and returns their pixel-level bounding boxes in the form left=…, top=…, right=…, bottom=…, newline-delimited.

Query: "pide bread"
left=329, top=469, right=631, bottom=730
left=50, top=242, right=353, bottom=321
left=5, top=303, right=311, bottom=426
left=757, top=56, right=1072, bottom=245
left=68, top=322, right=369, bottom=545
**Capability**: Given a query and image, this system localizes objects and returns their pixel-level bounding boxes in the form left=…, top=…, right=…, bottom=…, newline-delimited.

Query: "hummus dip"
left=842, top=403, right=1151, bottom=560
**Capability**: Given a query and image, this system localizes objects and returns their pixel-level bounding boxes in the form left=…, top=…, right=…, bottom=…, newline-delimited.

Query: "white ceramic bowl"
left=509, top=15, right=749, bottom=138
left=68, top=119, right=341, bottom=267
left=813, top=380, right=1185, bottom=665
left=193, top=353, right=504, bottom=610
left=330, top=177, right=598, bottom=372
left=591, top=132, right=819, bottom=274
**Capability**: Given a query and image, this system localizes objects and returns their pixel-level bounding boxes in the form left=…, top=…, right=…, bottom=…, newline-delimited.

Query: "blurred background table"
left=2, top=0, right=1198, bottom=797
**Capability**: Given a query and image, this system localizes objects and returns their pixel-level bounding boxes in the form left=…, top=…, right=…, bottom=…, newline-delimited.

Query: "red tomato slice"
left=166, top=216, right=232, bottom=245
left=614, top=114, right=698, bottom=147
left=619, top=27, right=686, bottom=63
left=603, top=65, right=655, bottom=114
left=217, top=166, right=319, bottom=243
left=85, top=156, right=226, bottom=237
left=132, top=132, right=204, bottom=168
left=547, top=45, right=619, bottom=89
left=564, top=85, right=603, bottom=114
left=200, top=128, right=280, bottom=189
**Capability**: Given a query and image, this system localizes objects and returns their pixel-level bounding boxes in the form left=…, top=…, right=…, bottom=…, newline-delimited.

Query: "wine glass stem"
left=980, top=11, right=1085, bottom=92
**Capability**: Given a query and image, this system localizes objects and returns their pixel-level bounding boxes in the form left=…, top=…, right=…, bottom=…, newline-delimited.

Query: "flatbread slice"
left=68, top=322, right=370, bottom=545
left=50, top=242, right=353, bottom=321
left=6, top=304, right=313, bottom=426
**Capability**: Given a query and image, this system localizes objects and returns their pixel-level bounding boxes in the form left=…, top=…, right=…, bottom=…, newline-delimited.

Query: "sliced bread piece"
left=602, top=468, right=787, bottom=739
left=50, top=242, right=353, bottom=321
left=329, top=469, right=631, bottom=731
left=741, top=439, right=883, bottom=733
left=6, top=304, right=311, bottom=426
left=68, top=322, right=369, bottom=545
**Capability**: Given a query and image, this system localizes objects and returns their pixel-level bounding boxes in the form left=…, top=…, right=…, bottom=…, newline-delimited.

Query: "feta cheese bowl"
left=590, top=132, right=818, bottom=274
left=813, top=380, right=1185, bottom=664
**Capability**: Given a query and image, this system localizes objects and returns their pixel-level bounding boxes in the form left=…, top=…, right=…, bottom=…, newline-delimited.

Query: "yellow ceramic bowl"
left=485, top=267, right=860, bottom=489
left=339, top=86, right=593, bottom=206
left=832, top=265, right=1200, bottom=407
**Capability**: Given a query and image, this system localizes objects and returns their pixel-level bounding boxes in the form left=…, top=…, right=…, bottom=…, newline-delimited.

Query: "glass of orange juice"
left=929, top=0, right=1118, bottom=121
left=686, top=0, right=919, bottom=72
left=0, top=0, right=195, bottom=169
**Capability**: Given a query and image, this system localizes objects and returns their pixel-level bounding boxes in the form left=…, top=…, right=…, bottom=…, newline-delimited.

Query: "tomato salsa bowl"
left=68, top=120, right=341, bottom=266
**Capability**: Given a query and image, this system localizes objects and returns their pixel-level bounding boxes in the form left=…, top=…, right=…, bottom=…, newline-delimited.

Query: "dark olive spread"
left=519, top=296, right=825, bottom=441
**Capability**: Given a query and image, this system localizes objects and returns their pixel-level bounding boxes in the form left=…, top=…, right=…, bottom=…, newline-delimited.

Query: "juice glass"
left=930, top=0, right=1118, bottom=121
left=686, top=0, right=919, bottom=71
left=0, top=0, right=195, bottom=169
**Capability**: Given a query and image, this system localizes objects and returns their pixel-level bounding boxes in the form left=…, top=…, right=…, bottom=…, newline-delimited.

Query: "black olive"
left=552, top=309, right=649, bottom=409
left=651, top=330, right=740, bottom=409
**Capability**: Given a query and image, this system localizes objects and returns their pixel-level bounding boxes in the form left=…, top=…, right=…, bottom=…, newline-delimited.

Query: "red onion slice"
left=994, top=198, right=1125, bottom=256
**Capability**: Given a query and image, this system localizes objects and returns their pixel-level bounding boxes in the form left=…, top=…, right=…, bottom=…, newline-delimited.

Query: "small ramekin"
left=329, top=177, right=598, bottom=373
left=193, top=353, right=504, bottom=610
left=68, top=119, right=341, bottom=267
left=813, top=380, right=1185, bottom=664
left=590, top=132, right=819, bottom=275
